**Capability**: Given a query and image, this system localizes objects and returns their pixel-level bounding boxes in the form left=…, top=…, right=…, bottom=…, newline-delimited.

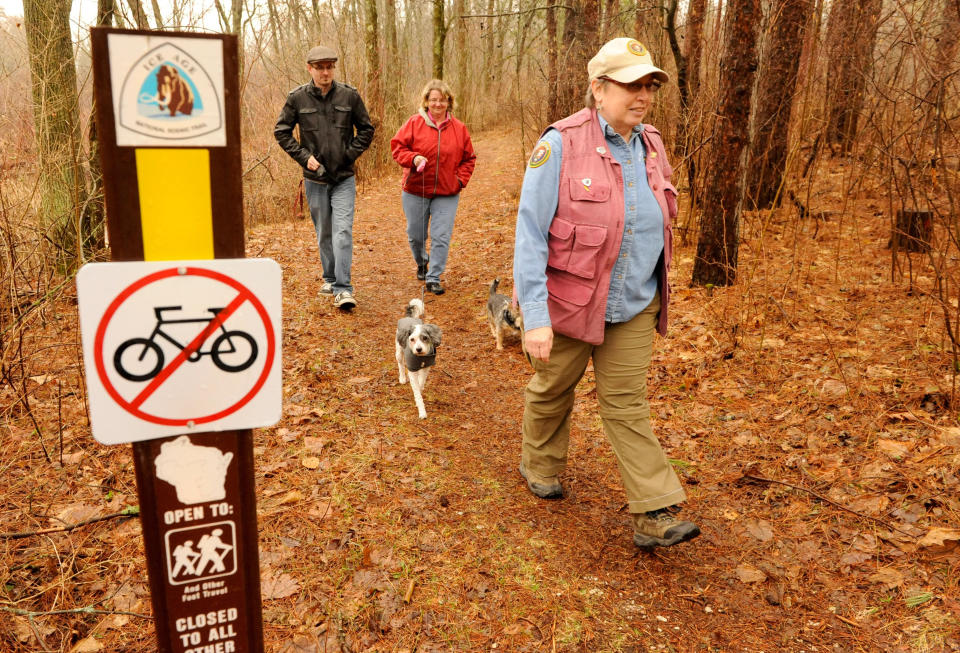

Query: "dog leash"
left=294, top=178, right=305, bottom=219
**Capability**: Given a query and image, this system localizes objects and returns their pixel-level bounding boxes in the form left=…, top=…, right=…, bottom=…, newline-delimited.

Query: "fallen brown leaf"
left=735, top=564, right=767, bottom=583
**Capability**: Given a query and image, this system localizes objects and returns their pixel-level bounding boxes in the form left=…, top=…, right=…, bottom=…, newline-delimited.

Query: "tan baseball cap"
left=588, top=38, right=669, bottom=84
left=307, top=45, right=338, bottom=63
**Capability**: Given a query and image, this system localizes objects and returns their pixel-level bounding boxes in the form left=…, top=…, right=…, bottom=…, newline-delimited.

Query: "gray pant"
left=401, top=191, right=460, bottom=283
left=306, top=177, right=356, bottom=294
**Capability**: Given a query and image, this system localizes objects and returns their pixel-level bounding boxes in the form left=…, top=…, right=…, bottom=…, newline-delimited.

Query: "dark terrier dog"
left=486, top=278, right=524, bottom=351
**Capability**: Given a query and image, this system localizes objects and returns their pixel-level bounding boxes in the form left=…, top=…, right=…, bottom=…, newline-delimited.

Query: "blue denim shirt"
left=513, top=116, right=664, bottom=332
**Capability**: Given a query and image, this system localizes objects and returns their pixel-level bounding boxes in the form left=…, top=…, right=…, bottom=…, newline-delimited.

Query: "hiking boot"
left=416, top=264, right=428, bottom=281
left=426, top=281, right=445, bottom=295
left=632, top=508, right=700, bottom=549
left=320, top=281, right=334, bottom=295
left=519, top=461, right=563, bottom=499
left=334, top=291, right=357, bottom=310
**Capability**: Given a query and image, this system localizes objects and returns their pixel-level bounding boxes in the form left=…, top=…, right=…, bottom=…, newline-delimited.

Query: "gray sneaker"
left=519, top=461, right=563, bottom=499
left=320, top=281, right=334, bottom=295
left=632, top=508, right=700, bottom=549
left=334, top=290, right=356, bottom=310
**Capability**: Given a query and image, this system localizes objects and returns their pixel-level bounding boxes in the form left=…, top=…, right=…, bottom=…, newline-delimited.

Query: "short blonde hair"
left=585, top=79, right=607, bottom=108
left=420, top=79, right=455, bottom=111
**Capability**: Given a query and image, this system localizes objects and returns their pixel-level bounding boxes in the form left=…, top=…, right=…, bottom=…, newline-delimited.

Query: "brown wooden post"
left=89, top=27, right=264, bottom=653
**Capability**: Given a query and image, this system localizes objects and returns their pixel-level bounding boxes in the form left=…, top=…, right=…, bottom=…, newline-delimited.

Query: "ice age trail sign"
left=109, top=33, right=226, bottom=146
left=91, top=27, right=265, bottom=653
left=77, top=260, right=281, bottom=444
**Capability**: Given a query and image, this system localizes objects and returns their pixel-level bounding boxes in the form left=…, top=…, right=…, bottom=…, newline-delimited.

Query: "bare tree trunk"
left=150, top=0, right=162, bottom=28
left=265, top=0, right=281, bottom=55
left=928, top=0, right=960, bottom=100
left=364, top=0, right=382, bottom=119
left=686, top=0, right=706, bottom=95
left=602, top=0, right=618, bottom=39
left=23, top=0, right=87, bottom=263
left=433, top=0, right=446, bottom=79
left=546, top=3, right=559, bottom=122
left=559, top=1, right=580, bottom=115
left=231, top=0, right=241, bottom=33
left=745, top=0, right=811, bottom=208
left=454, top=0, right=467, bottom=91
left=664, top=0, right=689, bottom=113
left=484, top=0, right=496, bottom=89
left=824, top=0, right=882, bottom=154
left=682, top=0, right=707, bottom=193
left=692, top=0, right=762, bottom=287
left=581, top=0, right=599, bottom=57
left=558, top=0, right=597, bottom=116
left=383, top=0, right=399, bottom=118
left=86, top=0, right=115, bottom=254
left=125, top=0, right=149, bottom=28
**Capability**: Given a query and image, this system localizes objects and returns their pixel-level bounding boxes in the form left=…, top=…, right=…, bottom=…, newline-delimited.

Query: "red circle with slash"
left=93, top=266, right=276, bottom=426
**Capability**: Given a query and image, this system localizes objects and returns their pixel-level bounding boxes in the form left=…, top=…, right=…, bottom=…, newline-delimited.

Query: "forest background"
left=1, top=0, right=960, bottom=651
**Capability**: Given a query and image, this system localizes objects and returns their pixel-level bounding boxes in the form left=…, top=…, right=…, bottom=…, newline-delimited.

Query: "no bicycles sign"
left=77, top=259, right=282, bottom=444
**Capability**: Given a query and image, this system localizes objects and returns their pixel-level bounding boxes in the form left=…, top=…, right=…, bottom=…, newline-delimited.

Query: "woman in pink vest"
left=513, top=38, right=699, bottom=549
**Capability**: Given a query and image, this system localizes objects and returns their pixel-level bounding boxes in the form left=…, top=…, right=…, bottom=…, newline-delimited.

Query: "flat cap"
left=307, top=45, right=338, bottom=63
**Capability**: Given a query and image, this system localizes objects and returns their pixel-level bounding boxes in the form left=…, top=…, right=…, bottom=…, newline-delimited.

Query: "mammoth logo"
left=156, top=64, right=194, bottom=117
left=111, top=34, right=224, bottom=145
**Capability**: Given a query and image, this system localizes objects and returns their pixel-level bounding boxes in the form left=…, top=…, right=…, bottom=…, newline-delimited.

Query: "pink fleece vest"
left=545, top=108, right=676, bottom=344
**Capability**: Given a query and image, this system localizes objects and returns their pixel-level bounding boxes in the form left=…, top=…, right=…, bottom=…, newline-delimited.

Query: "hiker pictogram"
left=113, top=305, right=257, bottom=382
left=165, top=521, right=237, bottom=584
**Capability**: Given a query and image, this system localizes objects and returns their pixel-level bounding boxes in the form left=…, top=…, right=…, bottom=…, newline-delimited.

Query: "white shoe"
left=334, top=291, right=356, bottom=310
left=320, top=281, right=334, bottom=295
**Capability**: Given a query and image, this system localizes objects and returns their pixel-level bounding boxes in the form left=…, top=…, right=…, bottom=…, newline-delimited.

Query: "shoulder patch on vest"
left=528, top=141, right=551, bottom=168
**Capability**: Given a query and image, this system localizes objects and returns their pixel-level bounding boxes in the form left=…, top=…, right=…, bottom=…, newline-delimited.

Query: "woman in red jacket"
left=391, top=80, right=476, bottom=294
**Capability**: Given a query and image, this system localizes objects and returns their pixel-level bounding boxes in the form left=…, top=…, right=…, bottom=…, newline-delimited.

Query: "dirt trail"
left=4, top=129, right=956, bottom=652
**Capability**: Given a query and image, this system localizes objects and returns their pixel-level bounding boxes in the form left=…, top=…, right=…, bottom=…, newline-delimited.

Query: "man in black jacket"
left=274, top=45, right=375, bottom=310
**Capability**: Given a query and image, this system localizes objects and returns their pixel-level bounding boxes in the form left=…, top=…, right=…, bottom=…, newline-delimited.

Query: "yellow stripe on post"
left=135, top=149, right=215, bottom=261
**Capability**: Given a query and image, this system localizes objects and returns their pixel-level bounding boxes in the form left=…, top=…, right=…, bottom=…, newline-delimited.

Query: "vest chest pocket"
left=568, top=178, right=611, bottom=202
left=547, top=217, right=608, bottom=280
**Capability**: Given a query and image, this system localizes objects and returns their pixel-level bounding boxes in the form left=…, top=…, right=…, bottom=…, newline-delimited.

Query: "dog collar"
left=404, top=347, right=436, bottom=371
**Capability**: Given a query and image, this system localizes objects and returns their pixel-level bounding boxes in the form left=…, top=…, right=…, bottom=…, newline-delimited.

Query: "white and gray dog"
left=395, top=298, right=442, bottom=419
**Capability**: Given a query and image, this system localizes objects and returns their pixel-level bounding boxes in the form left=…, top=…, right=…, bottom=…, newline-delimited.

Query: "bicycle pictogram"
left=113, top=305, right=258, bottom=382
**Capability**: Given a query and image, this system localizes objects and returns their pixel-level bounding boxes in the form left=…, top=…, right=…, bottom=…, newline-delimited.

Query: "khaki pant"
left=521, top=293, right=685, bottom=513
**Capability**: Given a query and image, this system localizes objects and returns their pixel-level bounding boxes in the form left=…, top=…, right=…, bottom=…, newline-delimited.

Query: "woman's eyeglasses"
left=601, top=77, right=662, bottom=94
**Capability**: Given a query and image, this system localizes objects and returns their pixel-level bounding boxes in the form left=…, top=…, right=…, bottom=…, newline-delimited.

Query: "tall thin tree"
left=433, top=0, right=446, bottom=79
left=23, top=0, right=87, bottom=262
left=824, top=0, right=882, bottom=153
left=546, top=2, right=560, bottom=122
left=681, top=0, right=707, bottom=193
left=364, top=0, right=382, bottom=119
left=691, top=0, right=762, bottom=287
left=125, top=0, right=149, bottom=28
left=745, top=0, right=811, bottom=208
left=86, top=0, right=116, bottom=254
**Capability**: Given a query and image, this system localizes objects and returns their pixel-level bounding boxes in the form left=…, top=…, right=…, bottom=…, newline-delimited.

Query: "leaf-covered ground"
left=2, top=130, right=959, bottom=652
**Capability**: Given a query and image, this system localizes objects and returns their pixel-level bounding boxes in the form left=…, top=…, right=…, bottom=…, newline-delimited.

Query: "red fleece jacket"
left=391, top=109, right=476, bottom=197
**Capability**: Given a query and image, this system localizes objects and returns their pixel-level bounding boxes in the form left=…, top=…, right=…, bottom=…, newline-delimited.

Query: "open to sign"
left=77, top=259, right=282, bottom=445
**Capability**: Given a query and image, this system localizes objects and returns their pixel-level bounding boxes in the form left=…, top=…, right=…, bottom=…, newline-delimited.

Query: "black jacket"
left=274, top=80, right=375, bottom=184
